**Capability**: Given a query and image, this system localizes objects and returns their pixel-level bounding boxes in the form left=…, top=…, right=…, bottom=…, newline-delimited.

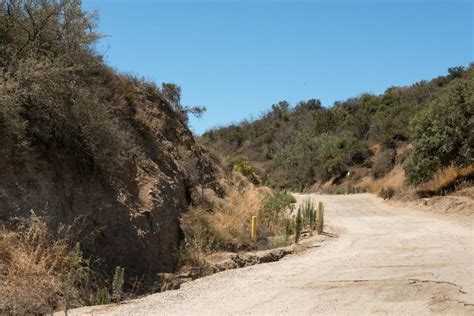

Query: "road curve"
left=71, top=194, right=474, bottom=315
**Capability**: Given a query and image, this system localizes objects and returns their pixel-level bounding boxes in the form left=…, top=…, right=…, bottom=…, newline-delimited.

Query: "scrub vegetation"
left=203, top=66, right=473, bottom=193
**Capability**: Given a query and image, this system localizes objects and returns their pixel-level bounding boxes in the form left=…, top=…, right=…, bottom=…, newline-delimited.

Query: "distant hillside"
left=203, top=66, right=473, bottom=192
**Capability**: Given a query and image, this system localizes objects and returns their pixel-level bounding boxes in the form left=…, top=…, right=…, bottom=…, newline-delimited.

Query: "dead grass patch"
left=417, top=165, right=474, bottom=197
left=179, top=172, right=292, bottom=268
left=0, top=212, right=75, bottom=314
left=359, top=165, right=407, bottom=195
left=0, top=212, right=112, bottom=314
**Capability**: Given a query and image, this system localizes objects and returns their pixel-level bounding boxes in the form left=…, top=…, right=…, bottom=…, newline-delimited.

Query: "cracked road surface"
left=72, top=194, right=473, bottom=315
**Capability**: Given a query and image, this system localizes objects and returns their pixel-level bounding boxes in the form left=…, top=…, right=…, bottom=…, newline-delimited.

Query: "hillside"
left=203, top=66, right=473, bottom=194
left=0, top=1, right=232, bottom=312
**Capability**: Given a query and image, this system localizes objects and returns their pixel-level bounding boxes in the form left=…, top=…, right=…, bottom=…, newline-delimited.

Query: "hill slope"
left=203, top=66, right=473, bottom=192
left=0, top=0, right=223, bottom=281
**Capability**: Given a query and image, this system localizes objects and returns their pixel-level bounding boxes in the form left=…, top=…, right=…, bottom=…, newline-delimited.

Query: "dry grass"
left=179, top=172, right=286, bottom=268
left=417, top=165, right=474, bottom=197
left=0, top=212, right=76, bottom=314
left=0, top=212, right=111, bottom=313
left=360, top=165, right=407, bottom=195
left=358, top=163, right=473, bottom=199
left=181, top=173, right=268, bottom=254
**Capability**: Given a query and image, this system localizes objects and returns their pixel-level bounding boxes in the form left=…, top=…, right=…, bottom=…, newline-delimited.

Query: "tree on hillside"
left=271, top=100, right=290, bottom=120
left=161, top=82, right=206, bottom=121
left=294, top=99, right=322, bottom=112
left=404, top=80, right=473, bottom=184
left=315, top=133, right=371, bottom=179
left=0, top=0, right=100, bottom=65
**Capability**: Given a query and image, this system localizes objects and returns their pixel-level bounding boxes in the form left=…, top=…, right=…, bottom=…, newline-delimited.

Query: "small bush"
left=379, top=187, right=395, bottom=200
left=259, top=190, right=296, bottom=223
left=232, top=160, right=262, bottom=185
left=179, top=207, right=220, bottom=266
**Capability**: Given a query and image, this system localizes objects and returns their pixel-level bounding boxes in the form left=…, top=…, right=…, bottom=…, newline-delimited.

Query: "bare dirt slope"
left=70, top=194, right=474, bottom=315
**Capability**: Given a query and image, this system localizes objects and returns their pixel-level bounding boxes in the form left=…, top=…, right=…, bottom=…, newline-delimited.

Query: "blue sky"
left=82, top=0, right=473, bottom=135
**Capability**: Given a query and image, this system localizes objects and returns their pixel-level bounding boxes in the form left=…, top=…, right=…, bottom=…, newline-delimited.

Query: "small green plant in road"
left=112, top=266, right=125, bottom=304
left=295, top=208, right=303, bottom=244
left=316, top=202, right=324, bottom=235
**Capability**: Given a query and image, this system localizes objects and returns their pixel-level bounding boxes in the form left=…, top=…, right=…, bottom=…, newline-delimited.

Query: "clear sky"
left=82, top=0, right=473, bottom=135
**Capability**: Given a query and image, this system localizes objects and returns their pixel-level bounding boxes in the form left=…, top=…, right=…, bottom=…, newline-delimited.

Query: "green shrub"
left=315, top=133, right=371, bottom=179
left=259, top=190, right=296, bottom=223
left=232, top=160, right=262, bottom=185
left=405, top=80, right=473, bottom=184
left=267, top=234, right=292, bottom=248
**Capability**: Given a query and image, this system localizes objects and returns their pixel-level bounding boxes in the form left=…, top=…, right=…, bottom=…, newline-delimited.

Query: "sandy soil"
left=69, top=193, right=474, bottom=315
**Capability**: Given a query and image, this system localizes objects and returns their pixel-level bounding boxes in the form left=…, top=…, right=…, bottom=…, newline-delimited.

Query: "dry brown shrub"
left=0, top=212, right=78, bottom=314
left=417, top=165, right=474, bottom=196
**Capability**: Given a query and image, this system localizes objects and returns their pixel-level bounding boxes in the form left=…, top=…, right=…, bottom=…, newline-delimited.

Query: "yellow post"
left=251, top=216, right=257, bottom=240
left=316, top=202, right=324, bottom=235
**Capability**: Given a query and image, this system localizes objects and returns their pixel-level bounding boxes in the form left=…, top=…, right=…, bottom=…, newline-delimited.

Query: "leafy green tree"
left=271, top=100, right=290, bottom=120
left=315, top=133, right=370, bottom=179
left=405, top=80, right=473, bottom=184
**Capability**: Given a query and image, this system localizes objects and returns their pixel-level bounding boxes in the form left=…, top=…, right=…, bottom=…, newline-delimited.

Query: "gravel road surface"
left=70, top=193, right=474, bottom=315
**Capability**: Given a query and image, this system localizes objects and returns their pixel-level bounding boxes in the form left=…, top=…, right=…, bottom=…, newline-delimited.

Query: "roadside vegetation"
left=179, top=172, right=298, bottom=269
left=0, top=213, right=109, bottom=313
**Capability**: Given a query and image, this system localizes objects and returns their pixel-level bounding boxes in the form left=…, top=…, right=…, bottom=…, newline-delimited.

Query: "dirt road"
left=71, top=194, right=474, bottom=315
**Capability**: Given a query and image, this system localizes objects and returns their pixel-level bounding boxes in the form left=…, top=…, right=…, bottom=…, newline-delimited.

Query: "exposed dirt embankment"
left=0, top=78, right=223, bottom=277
